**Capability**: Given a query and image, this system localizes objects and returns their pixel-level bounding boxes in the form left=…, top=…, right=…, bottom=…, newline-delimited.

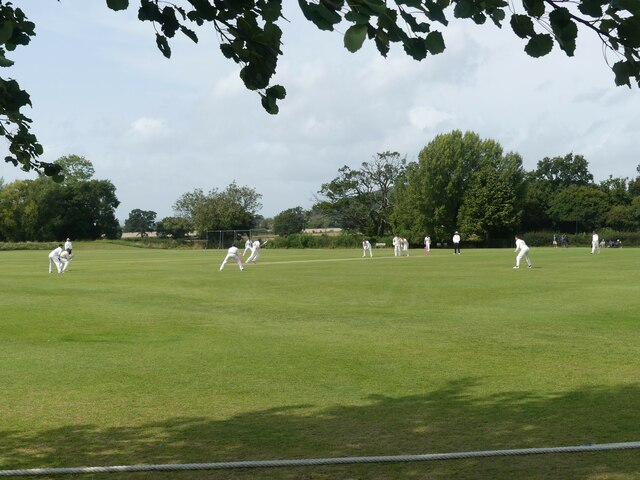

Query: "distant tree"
left=599, top=175, right=631, bottom=206
left=0, top=179, right=50, bottom=241
left=627, top=165, right=640, bottom=197
left=530, top=153, right=594, bottom=189
left=173, top=182, right=262, bottom=235
left=392, top=131, right=513, bottom=242
left=156, top=216, right=192, bottom=238
left=273, top=207, right=307, bottom=236
left=605, top=204, right=639, bottom=231
left=547, top=185, right=609, bottom=232
left=54, top=155, right=95, bottom=183
left=124, top=209, right=157, bottom=237
left=317, top=152, right=406, bottom=236
left=458, top=152, right=525, bottom=240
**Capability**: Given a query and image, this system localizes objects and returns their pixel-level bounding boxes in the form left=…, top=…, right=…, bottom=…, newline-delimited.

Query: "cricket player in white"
left=220, top=244, right=244, bottom=271
left=424, top=235, right=431, bottom=255
left=402, top=238, right=410, bottom=256
left=245, top=239, right=261, bottom=264
left=513, top=235, right=533, bottom=269
left=48, top=245, right=63, bottom=273
left=392, top=235, right=401, bottom=257
left=59, top=250, right=72, bottom=273
left=64, top=238, right=73, bottom=255
left=591, top=231, right=600, bottom=254
left=453, top=231, right=461, bottom=255
left=362, top=240, right=373, bottom=257
left=243, top=238, right=252, bottom=256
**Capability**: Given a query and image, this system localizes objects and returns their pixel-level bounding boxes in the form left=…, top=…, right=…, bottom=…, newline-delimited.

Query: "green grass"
left=1, top=245, right=639, bottom=479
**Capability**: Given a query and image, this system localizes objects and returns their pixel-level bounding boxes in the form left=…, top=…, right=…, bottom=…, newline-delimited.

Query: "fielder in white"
left=362, top=239, right=373, bottom=257
left=59, top=250, right=72, bottom=273
left=402, top=238, right=410, bottom=256
left=591, top=231, right=601, bottom=254
left=392, top=235, right=401, bottom=257
left=219, top=244, right=244, bottom=271
left=64, top=238, right=73, bottom=255
left=245, top=239, right=261, bottom=264
left=48, top=245, right=63, bottom=273
left=513, top=235, right=533, bottom=269
left=243, top=238, right=252, bottom=256
left=424, top=235, right=431, bottom=255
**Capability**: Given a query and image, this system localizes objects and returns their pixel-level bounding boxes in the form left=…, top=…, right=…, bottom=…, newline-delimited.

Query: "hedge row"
left=0, top=242, right=58, bottom=251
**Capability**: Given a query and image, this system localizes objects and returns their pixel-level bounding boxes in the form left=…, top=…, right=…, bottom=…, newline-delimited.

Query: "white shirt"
left=425, top=236, right=430, bottom=245
left=363, top=241, right=371, bottom=249
left=60, top=251, right=70, bottom=261
left=392, top=236, right=400, bottom=246
left=515, top=238, right=528, bottom=252
left=252, top=240, right=261, bottom=249
left=592, top=233, right=599, bottom=243
left=227, top=246, right=239, bottom=255
left=453, top=234, right=461, bottom=244
left=49, top=246, right=62, bottom=258
left=64, top=240, right=72, bottom=250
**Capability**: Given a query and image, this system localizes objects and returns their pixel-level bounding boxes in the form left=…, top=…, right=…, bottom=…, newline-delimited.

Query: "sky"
left=2, top=1, right=639, bottom=222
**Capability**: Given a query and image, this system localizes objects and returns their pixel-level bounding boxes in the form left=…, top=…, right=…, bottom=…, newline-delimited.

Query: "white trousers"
left=363, top=247, right=372, bottom=257
left=48, top=255, right=61, bottom=273
left=60, top=258, right=70, bottom=272
left=394, top=245, right=401, bottom=257
left=591, top=242, right=600, bottom=254
left=516, top=248, right=531, bottom=267
left=245, top=249, right=260, bottom=263
left=220, top=253, right=243, bottom=271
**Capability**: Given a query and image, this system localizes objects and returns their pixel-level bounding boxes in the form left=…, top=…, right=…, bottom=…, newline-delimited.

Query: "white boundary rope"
left=2, top=441, right=639, bottom=476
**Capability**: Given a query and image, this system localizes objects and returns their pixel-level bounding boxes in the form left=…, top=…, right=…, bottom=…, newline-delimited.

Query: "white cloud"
left=408, top=106, right=454, bottom=131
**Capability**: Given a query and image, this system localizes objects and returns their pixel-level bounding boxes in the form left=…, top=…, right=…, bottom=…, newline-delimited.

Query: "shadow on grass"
left=2, top=380, right=640, bottom=479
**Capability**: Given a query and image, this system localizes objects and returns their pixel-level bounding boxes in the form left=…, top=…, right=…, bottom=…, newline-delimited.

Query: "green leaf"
left=424, top=1, right=449, bottom=25
left=524, top=33, right=553, bottom=57
left=0, top=21, right=14, bottom=45
left=345, top=10, right=371, bottom=24
left=549, top=8, right=577, bottom=55
left=0, top=54, right=14, bottom=67
left=403, top=37, right=427, bottom=59
left=362, top=0, right=388, bottom=15
left=260, top=93, right=279, bottom=114
left=616, top=0, right=640, bottom=15
left=425, top=31, right=445, bottom=54
left=523, top=0, right=545, bottom=17
left=618, top=17, right=640, bottom=47
left=510, top=14, right=535, bottom=39
left=106, top=0, right=129, bottom=11
left=155, top=33, right=171, bottom=58
left=612, top=60, right=632, bottom=86
left=578, top=0, right=605, bottom=18
left=454, top=0, right=476, bottom=19
left=344, top=24, right=368, bottom=52
left=266, top=84, right=286, bottom=100
left=260, top=0, right=282, bottom=22
left=180, top=25, right=199, bottom=43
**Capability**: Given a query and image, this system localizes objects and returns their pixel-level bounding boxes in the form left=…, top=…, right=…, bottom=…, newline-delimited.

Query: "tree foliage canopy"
left=123, top=209, right=157, bottom=236
left=0, top=157, right=120, bottom=241
left=173, top=181, right=262, bottom=235
left=1, top=0, right=639, bottom=177
left=317, top=151, right=406, bottom=236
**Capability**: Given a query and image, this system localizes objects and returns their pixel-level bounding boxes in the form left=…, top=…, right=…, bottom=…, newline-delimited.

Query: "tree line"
left=1, top=131, right=639, bottom=244
left=315, top=131, right=640, bottom=243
